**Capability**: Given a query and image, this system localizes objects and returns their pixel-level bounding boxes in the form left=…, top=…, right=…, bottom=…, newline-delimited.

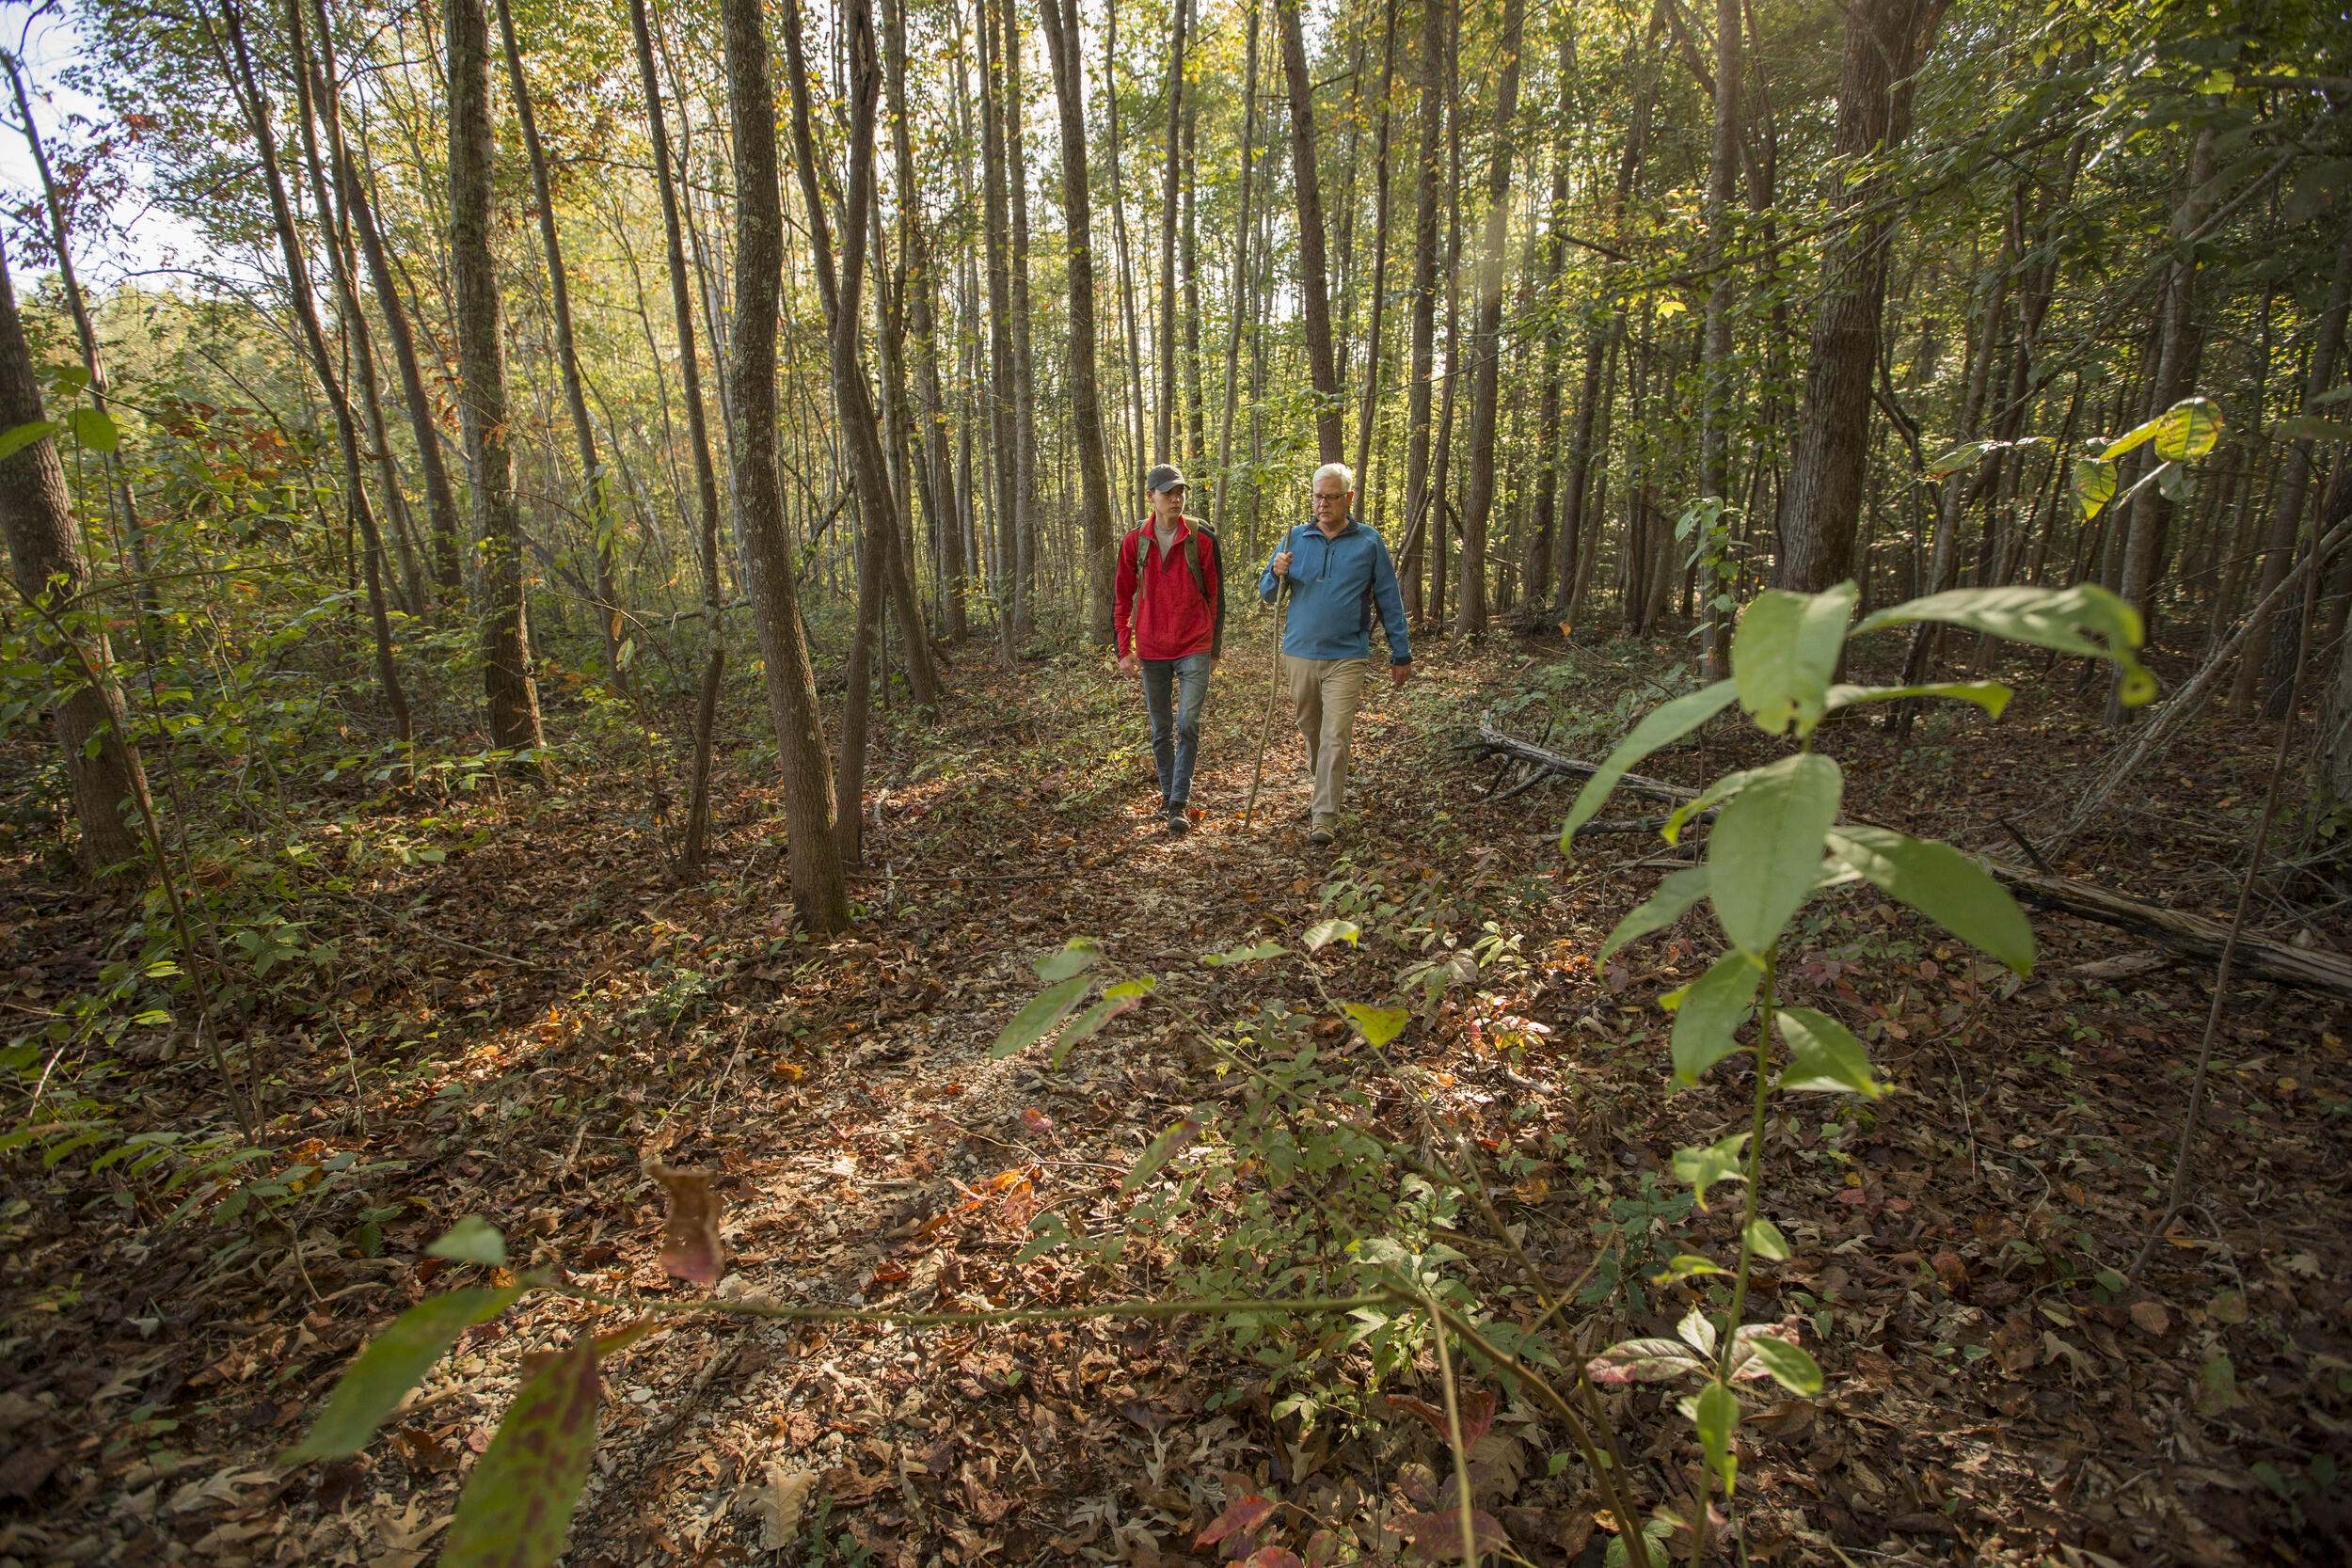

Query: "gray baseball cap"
left=1146, top=463, right=1187, bottom=494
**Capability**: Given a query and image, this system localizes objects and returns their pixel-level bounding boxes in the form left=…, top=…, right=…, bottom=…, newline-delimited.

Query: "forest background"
left=2, top=0, right=2350, bottom=1562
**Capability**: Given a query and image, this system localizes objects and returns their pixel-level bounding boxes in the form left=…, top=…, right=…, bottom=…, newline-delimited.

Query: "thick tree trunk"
left=444, top=0, right=546, bottom=758
left=0, top=242, right=149, bottom=873
left=719, top=0, right=849, bottom=930
left=1452, top=0, right=1527, bottom=635
left=1038, top=0, right=1119, bottom=644
left=628, top=0, right=726, bottom=870
left=1773, top=0, right=1947, bottom=592
left=1274, top=0, right=1343, bottom=463
left=1521, top=27, right=1575, bottom=620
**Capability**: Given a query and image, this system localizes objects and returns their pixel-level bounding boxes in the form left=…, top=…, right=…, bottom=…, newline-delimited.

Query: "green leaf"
left=2102, top=396, right=2224, bottom=463
left=1824, top=825, right=2034, bottom=974
left=0, top=420, right=58, bottom=461
left=991, top=975, right=1090, bottom=1057
left=1302, top=918, right=1359, bottom=952
left=1665, top=952, right=1763, bottom=1085
left=1775, top=1007, right=1881, bottom=1097
left=1655, top=1254, right=1732, bottom=1282
left=1587, top=1336, right=1708, bottom=1385
left=1560, top=680, right=1740, bottom=847
left=1743, top=1218, right=1790, bottom=1262
left=1695, top=1380, right=1739, bottom=1494
left=1731, top=585, right=1856, bottom=737
left=1706, top=753, right=1844, bottom=954
left=442, top=1336, right=599, bottom=1568
left=427, top=1216, right=507, bottom=1267
left=1824, top=681, right=2012, bottom=721
left=2072, top=457, right=2117, bottom=520
left=1851, top=583, right=2152, bottom=707
left=1741, top=1336, right=1823, bottom=1398
left=1597, top=867, right=1710, bottom=960
left=1661, top=767, right=1758, bottom=845
left=1049, top=978, right=1155, bottom=1069
left=1120, top=1116, right=1203, bottom=1194
left=1200, top=941, right=1286, bottom=966
left=1923, top=439, right=1990, bottom=480
left=286, top=1287, right=525, bottom=1462
left=1340, top=1002, right=1410, bottom=1048
left=1673, top=1132, right=1751, bottom=1211
left=1034, top=938, right=1104, bottom=983
left=65, top=406, right=119, bottom=452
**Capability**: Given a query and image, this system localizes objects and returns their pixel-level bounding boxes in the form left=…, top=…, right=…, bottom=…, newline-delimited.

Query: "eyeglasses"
left=1312, top=491, right=1348, bottom=503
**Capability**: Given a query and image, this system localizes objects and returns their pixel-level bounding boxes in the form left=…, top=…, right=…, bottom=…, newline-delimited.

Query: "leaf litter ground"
left=2, top=633, right=2346, bottom=1566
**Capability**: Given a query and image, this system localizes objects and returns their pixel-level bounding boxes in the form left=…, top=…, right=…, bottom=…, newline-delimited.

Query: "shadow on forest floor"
left=4, top=627, right=2347, bottom=1566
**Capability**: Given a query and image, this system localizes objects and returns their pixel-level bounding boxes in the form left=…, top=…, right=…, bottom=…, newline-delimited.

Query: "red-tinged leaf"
left=1197, top=1494, right=1277, bottom=1547
left=1391, top=1508, right=1511, bottom=1561
left=1585, top=1337, right=1706, bottom=1385
left=441, top=1337, right=598, bottom=1568
left=1384, top=1393, right=1450, bottom=1439
left=651, top=1164, right=723, bottom=1285
left=1245, top=1551, right=1304, bottom=1568
left=1020, top=1108, right=1056, bottom=1135
left=1455, top=1388, right=1498, bottom=1448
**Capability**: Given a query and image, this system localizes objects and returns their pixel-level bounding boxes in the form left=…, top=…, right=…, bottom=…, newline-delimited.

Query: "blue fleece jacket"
left=1258, top=517, right=1413, bottom=665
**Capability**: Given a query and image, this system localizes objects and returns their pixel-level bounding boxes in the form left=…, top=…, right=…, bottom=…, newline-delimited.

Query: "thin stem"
left=1694, top=945, right=1776, bottom=1566
left=544, top=1278, right=1399, bottom=1328
left=1423, top=1291, right=1481, bottom=1567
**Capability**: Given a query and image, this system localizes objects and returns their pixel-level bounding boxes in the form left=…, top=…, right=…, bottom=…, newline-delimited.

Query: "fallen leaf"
left=1198, top=1495, right=1277, bottom=1548
left=2128, top=1299, right=2170, bottom=1338
left=649, top=1162, right=724, bottom=1285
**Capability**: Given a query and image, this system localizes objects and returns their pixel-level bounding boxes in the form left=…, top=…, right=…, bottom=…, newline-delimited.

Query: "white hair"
left=1312, top=461, right=1356, bottom=494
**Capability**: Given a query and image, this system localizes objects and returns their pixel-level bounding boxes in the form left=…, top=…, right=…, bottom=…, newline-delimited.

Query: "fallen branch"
left=1477, top=726, right=2352, bottom=999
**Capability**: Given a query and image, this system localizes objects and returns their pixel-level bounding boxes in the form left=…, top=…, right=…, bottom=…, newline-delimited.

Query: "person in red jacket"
left=1115, top=464, right=1225, bottom=833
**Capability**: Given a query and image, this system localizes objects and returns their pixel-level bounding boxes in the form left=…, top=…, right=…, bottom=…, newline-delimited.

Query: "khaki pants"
left=1284, top=655, right=1370, bottom=822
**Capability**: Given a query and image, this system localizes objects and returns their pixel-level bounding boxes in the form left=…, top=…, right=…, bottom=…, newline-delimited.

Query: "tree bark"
left=1401, top=0, right=1444, bottom=617
left=1772, top=0, right=1948, bottom=592
left=1274, top=0, right=1343, bottom=463
left=1351, top=0, right=1402, bottom=489
left=719, top=0, right=849, bottom=930
left=1212, top=0, right=1263, bottom=539
left=443, top=0, right=546, bottom=758
left=1038, top=0, right=1119, bottom=643
left=628, top=0, right=726, bottom=870
left=1694, top=0, right=1740, bottom=673
left=999, top=0, right=1041, bottom=637
left=1155, top=0, right=1189, bottom=458
left=0, top=239, right=149, bottom=873
left=1453, top=0, right=1527, bottom=635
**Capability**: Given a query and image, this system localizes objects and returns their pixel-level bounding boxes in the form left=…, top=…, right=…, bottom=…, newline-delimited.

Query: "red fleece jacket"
left=1114, top=516, right=1225, bottom=660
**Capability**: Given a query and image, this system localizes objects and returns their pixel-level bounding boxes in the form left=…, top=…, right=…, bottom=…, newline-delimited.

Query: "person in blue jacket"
left=1260, top=461, right=1413, bottom=844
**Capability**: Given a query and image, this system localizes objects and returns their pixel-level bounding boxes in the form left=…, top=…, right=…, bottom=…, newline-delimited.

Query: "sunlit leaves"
left=1560, top=679, right=1739, bottom=847
left=1823, top=681, right=2012, bottom=720
left=2102, top=396, right=2223, bottom=463
left=1740, top=1336, right=1823, bottom=1398
left=1340, top=1002, right=1410, bottom=1048
left=2071, top=456, right=2117, bottom=520
left=1706, top=753, right=1843, bottom=954
left=1200, top=941, right=1286, bottom=966
left=1774, top=1008, right=1881, bottom=1097
left=1851, top=583, right=2153, bottom=707
left=65, top=406, right=119, bottom=452
left=442, top=1337, right=599, bottom=1568
left=992, top=975, right=1090, bottom=1057
left=287, top=1286, right=525, bottom=1462
left=0, top=420, right=56, bottom=461
left=1732, top=584, right=1857, bottom=736
left=1050, top=977, right=1155, bottom=1068
left=1824, top=825, right=2033, bottom=975
left=1121, top=1116, right=1203, bottom=1194
left=1302, top=918, right=1360, bottom=951
left=1743, top=1218, right=1790, bottom=1262
left=1034, top=938, right=1104, bottom=983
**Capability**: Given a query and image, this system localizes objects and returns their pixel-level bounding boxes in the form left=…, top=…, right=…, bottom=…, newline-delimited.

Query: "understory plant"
left=279, top=580, right=2150, bottom=1568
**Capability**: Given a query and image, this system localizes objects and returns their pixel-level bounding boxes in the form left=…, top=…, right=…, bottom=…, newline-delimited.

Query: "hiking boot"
left=1307, top=814, right=1338, bottom=846
left=1165, top=805, right=1191, bottom=835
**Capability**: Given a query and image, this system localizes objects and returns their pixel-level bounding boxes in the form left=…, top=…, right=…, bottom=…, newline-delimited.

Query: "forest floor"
left=4, top=629, right=2349, bottom=1568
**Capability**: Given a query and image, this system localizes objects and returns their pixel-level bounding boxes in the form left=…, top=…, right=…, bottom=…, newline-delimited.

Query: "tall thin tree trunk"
left=719, top=0, right=848, bottom=929
left=1400, top=0, right=1444, bottom=618
left=1039, top=0, right=1119, bottom=643
left=1694, top=0, right=1740, bottom=673
left=1453, top=0, right=1527, bottom=635
left=1000, top=0, right=1041, bottom=637
left=1213, top=0, right=1263, bottom=539
left=1155, top=0, right=1189, bottom=458
left=1274, top=0, right=1343, bottom=463
left=1352, top=0, right=1401, bottom=489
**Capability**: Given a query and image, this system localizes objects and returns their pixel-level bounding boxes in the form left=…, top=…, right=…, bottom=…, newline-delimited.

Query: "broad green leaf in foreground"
left=1121, top=1116, right=1204, bottom=1194
left=427, top=1216, right=508, bottom=1267
left=288, top=1286, right=525, bottom=1461
left=1695, top=1379, right=1739, bottom=1493
left=1824, top=825, right=2034, bottom=975
left=1775, top=1007, right=1882, bottom=1097
left=1851, top=583, right=2153, bottom=706
left=1744, top=1217, right=1791, bottom=1261
left=992, top=975, right=1090, bottom=1057
left=1732, top=583, right=1857, bottom=736
left=1741, top=1335, right=1823, bottom=1397
left=1561, top=679, right=1739, bottom=847
left=1707, top=752, right=1844, bottom=953
left=2072, top=456, right=2117, bottom=521
left=1303, top=918, right=1360, bottom=952
left=1674, top=1132, right=1752, bottom=1210
left=1034, top=938, right=1104, bottom=983
left=1340, top=1002, right=1410, bottom=1048
left=1050, top=977, right=1156, bottom=1068
left=1823, top=681, right=2012, bottom=721
left=442, top=1337, right=599, bottom=1568
left=1597, top=866, right=1710, bottom=960
left=1664, top=951, right=1763, bottom=1085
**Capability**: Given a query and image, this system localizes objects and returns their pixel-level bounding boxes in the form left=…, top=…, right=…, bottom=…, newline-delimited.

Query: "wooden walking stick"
left=1243, top=578, right=1289, bottom=830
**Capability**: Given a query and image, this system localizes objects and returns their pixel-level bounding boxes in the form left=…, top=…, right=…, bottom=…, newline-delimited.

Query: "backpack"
left=1130, top=518, right=1218, bottom=619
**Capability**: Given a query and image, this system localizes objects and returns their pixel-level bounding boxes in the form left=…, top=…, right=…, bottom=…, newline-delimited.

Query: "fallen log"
left=1472, top=726, right=2352, bottom=999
